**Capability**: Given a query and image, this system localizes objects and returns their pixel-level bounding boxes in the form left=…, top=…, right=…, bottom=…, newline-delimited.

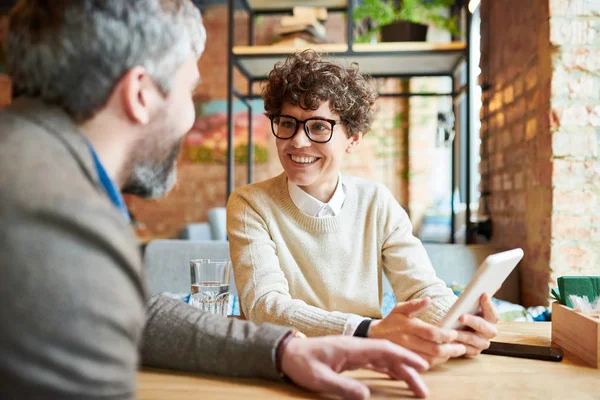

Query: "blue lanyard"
left=88, top=144, right=130, bottom=221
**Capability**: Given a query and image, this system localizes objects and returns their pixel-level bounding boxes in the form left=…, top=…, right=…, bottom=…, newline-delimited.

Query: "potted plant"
left=354, top=0, right=459, bottom=43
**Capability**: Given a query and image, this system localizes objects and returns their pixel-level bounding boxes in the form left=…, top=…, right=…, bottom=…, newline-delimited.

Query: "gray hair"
left=7, top=0, right=206, bottom=122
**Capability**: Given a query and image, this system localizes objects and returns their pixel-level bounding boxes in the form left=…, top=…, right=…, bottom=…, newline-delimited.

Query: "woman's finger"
left=459, top=314, right=497, bottom=339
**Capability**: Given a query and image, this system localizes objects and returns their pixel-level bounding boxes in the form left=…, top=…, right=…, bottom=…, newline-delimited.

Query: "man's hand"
left=368, top=298, right=467, bottom=366
left=454, top=293, right=499, bottom=356
left=280, top=336, right=430, bottom=400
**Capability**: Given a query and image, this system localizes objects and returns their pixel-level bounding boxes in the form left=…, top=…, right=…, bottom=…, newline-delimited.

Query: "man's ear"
left=120, top=66, right=160, bottom=125
left=346, top=132, right=363, bottom=153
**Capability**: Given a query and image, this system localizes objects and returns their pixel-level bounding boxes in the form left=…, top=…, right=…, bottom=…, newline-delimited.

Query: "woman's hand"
left=453, top=293, right=499, bottom=356
left=368, top=298, right=467, bottom=367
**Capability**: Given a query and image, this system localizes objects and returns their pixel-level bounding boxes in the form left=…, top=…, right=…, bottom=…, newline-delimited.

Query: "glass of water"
left=189, top=259, right=231, bottom=316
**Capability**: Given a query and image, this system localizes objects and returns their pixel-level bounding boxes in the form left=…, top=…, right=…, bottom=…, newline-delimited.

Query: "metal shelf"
left=247, top=0, right=347, bottom=11
left=233, top=42, right=466, bottom=80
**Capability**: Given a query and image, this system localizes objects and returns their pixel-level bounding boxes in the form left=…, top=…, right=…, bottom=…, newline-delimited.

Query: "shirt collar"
left=288, top=174, right=346, bottom=217
left=88, top=143, right=130, bottom=222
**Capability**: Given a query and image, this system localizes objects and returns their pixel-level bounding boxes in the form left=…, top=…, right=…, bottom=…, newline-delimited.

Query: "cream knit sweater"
left=227, top=173, right=457, bottom=337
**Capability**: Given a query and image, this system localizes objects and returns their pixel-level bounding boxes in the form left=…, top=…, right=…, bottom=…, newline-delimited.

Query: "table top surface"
left=137, top=322, right=600, bottom=400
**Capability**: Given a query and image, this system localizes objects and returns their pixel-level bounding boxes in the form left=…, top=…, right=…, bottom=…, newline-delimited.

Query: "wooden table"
left=137, top=322, right=600, bottom=399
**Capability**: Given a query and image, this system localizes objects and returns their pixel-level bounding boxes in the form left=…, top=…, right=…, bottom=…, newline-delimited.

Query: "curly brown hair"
left=263, top=50, right=378, bottom=137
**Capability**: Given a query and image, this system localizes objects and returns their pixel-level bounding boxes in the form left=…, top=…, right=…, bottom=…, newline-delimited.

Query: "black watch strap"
left=353, top=319, right=372, bottom=338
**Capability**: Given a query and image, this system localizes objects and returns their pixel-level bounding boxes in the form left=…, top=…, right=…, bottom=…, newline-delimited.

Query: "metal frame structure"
left=226, top=0, right=472, bottom=244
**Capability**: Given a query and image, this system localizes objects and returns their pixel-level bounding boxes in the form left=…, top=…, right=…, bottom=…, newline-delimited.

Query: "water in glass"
left=189, top=259, right=231, bottom=316
left=190, top=282, right=230, bottom=315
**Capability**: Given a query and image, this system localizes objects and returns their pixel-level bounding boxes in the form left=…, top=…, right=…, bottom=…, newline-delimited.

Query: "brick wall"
left=548, top=0, right=600, bottom=288
left=481, top=0, right=600, bottom=306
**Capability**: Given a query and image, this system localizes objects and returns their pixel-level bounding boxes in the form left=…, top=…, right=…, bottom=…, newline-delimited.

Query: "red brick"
left=503, top=173, right=513, bottom=190
left=492, top=175, right=502, bottom=192
left=520, top=268, right=552, bottom=306
left=487, top=136, right=496, bottom=154
left=528, top=90, right=540, bottom=112
left=526, top=118, right=537, bottom=140
left=526, top=68, right=538, bottom=90
left=511, top=192, right=527, bottom=212
left=528, top=159, right=553, bottom=187
left=513, top=122, right=525, bottom=143
left=502, top=129, right=513, bottom=149
left=492, top=153, right=505, bottom=171
left=503, top=85, right=515, bottom=104
left=514, top=78, right=524, bottom=97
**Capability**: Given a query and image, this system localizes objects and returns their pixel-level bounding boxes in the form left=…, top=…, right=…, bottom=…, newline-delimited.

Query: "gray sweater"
left=0, top=97, right=290, bottom=399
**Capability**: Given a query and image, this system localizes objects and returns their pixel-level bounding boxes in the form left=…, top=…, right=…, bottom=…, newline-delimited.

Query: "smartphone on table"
left=482, top=341, right=563, bottom=362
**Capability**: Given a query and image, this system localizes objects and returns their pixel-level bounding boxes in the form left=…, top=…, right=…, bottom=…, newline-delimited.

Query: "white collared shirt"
left=287, top=174, right=370, bottom=335
left=287, top=174, right=346, bottom=217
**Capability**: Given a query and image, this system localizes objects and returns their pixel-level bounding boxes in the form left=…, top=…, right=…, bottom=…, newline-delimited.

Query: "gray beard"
left=122, top=143, right=180, bottom=199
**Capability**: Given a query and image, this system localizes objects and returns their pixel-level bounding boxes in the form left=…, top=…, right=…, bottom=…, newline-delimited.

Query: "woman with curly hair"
left=227, top=50, right=498, bottom=366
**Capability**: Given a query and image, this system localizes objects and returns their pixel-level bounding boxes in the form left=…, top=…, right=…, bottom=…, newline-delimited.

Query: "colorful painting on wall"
left=184, top=99, right=270, bottom=164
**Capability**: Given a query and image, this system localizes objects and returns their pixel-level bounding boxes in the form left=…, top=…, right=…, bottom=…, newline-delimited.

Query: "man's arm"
left=141, top=294, right=290, bottom=380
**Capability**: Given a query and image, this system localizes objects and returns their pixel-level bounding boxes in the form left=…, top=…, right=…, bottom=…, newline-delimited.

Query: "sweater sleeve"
left=141, top=295, right=291, bottom=380
left=227, top=191, right=358, bottom=337
left=378, top=187, right=457, bottom=324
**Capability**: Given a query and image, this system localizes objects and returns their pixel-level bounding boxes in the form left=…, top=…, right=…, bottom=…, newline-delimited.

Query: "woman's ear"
left=346, top=132, right=363, bottom=153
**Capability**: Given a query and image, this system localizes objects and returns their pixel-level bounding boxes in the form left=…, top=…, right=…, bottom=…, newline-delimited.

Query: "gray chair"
left=178, top=222, right=212, bottom=241
left=143, top=239, right=235, bottom=296
left=382, top=244, right=521, bottom=304
left=178, top=207, right=227, bottom=241
left=207, top=207, right=227, bottom=241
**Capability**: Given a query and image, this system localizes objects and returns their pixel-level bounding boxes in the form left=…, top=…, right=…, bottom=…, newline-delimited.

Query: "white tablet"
left=438, top=248, right=524, bottom=330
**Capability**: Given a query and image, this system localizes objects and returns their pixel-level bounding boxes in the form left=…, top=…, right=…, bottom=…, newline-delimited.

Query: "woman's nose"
left=290, top=124, right=311, bottom=148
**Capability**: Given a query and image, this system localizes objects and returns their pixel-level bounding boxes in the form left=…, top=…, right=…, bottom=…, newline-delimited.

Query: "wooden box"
left=551, top=302, right=600, bottom=368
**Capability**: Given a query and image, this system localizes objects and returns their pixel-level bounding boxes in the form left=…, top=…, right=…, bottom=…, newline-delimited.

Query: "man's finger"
left=390, top=297, right=431, bottom=317
left=388, top=365, right=429, bottom=398
left=344, top=338, right=429, bottom=372
left=315, top=366, right=370, bottom=400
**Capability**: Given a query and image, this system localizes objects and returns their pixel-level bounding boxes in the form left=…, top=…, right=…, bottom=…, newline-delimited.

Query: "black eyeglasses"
left=268, top=114, right=345, bottom=144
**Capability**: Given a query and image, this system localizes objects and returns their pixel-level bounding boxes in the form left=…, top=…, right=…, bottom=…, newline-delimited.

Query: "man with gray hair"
left=0, top=1, right=430, bottom=399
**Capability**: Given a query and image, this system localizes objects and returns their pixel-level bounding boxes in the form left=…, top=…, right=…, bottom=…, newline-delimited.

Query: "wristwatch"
left=276, top=330, right=307, bottom=380
left=353, top=319, right=372, bottom=338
